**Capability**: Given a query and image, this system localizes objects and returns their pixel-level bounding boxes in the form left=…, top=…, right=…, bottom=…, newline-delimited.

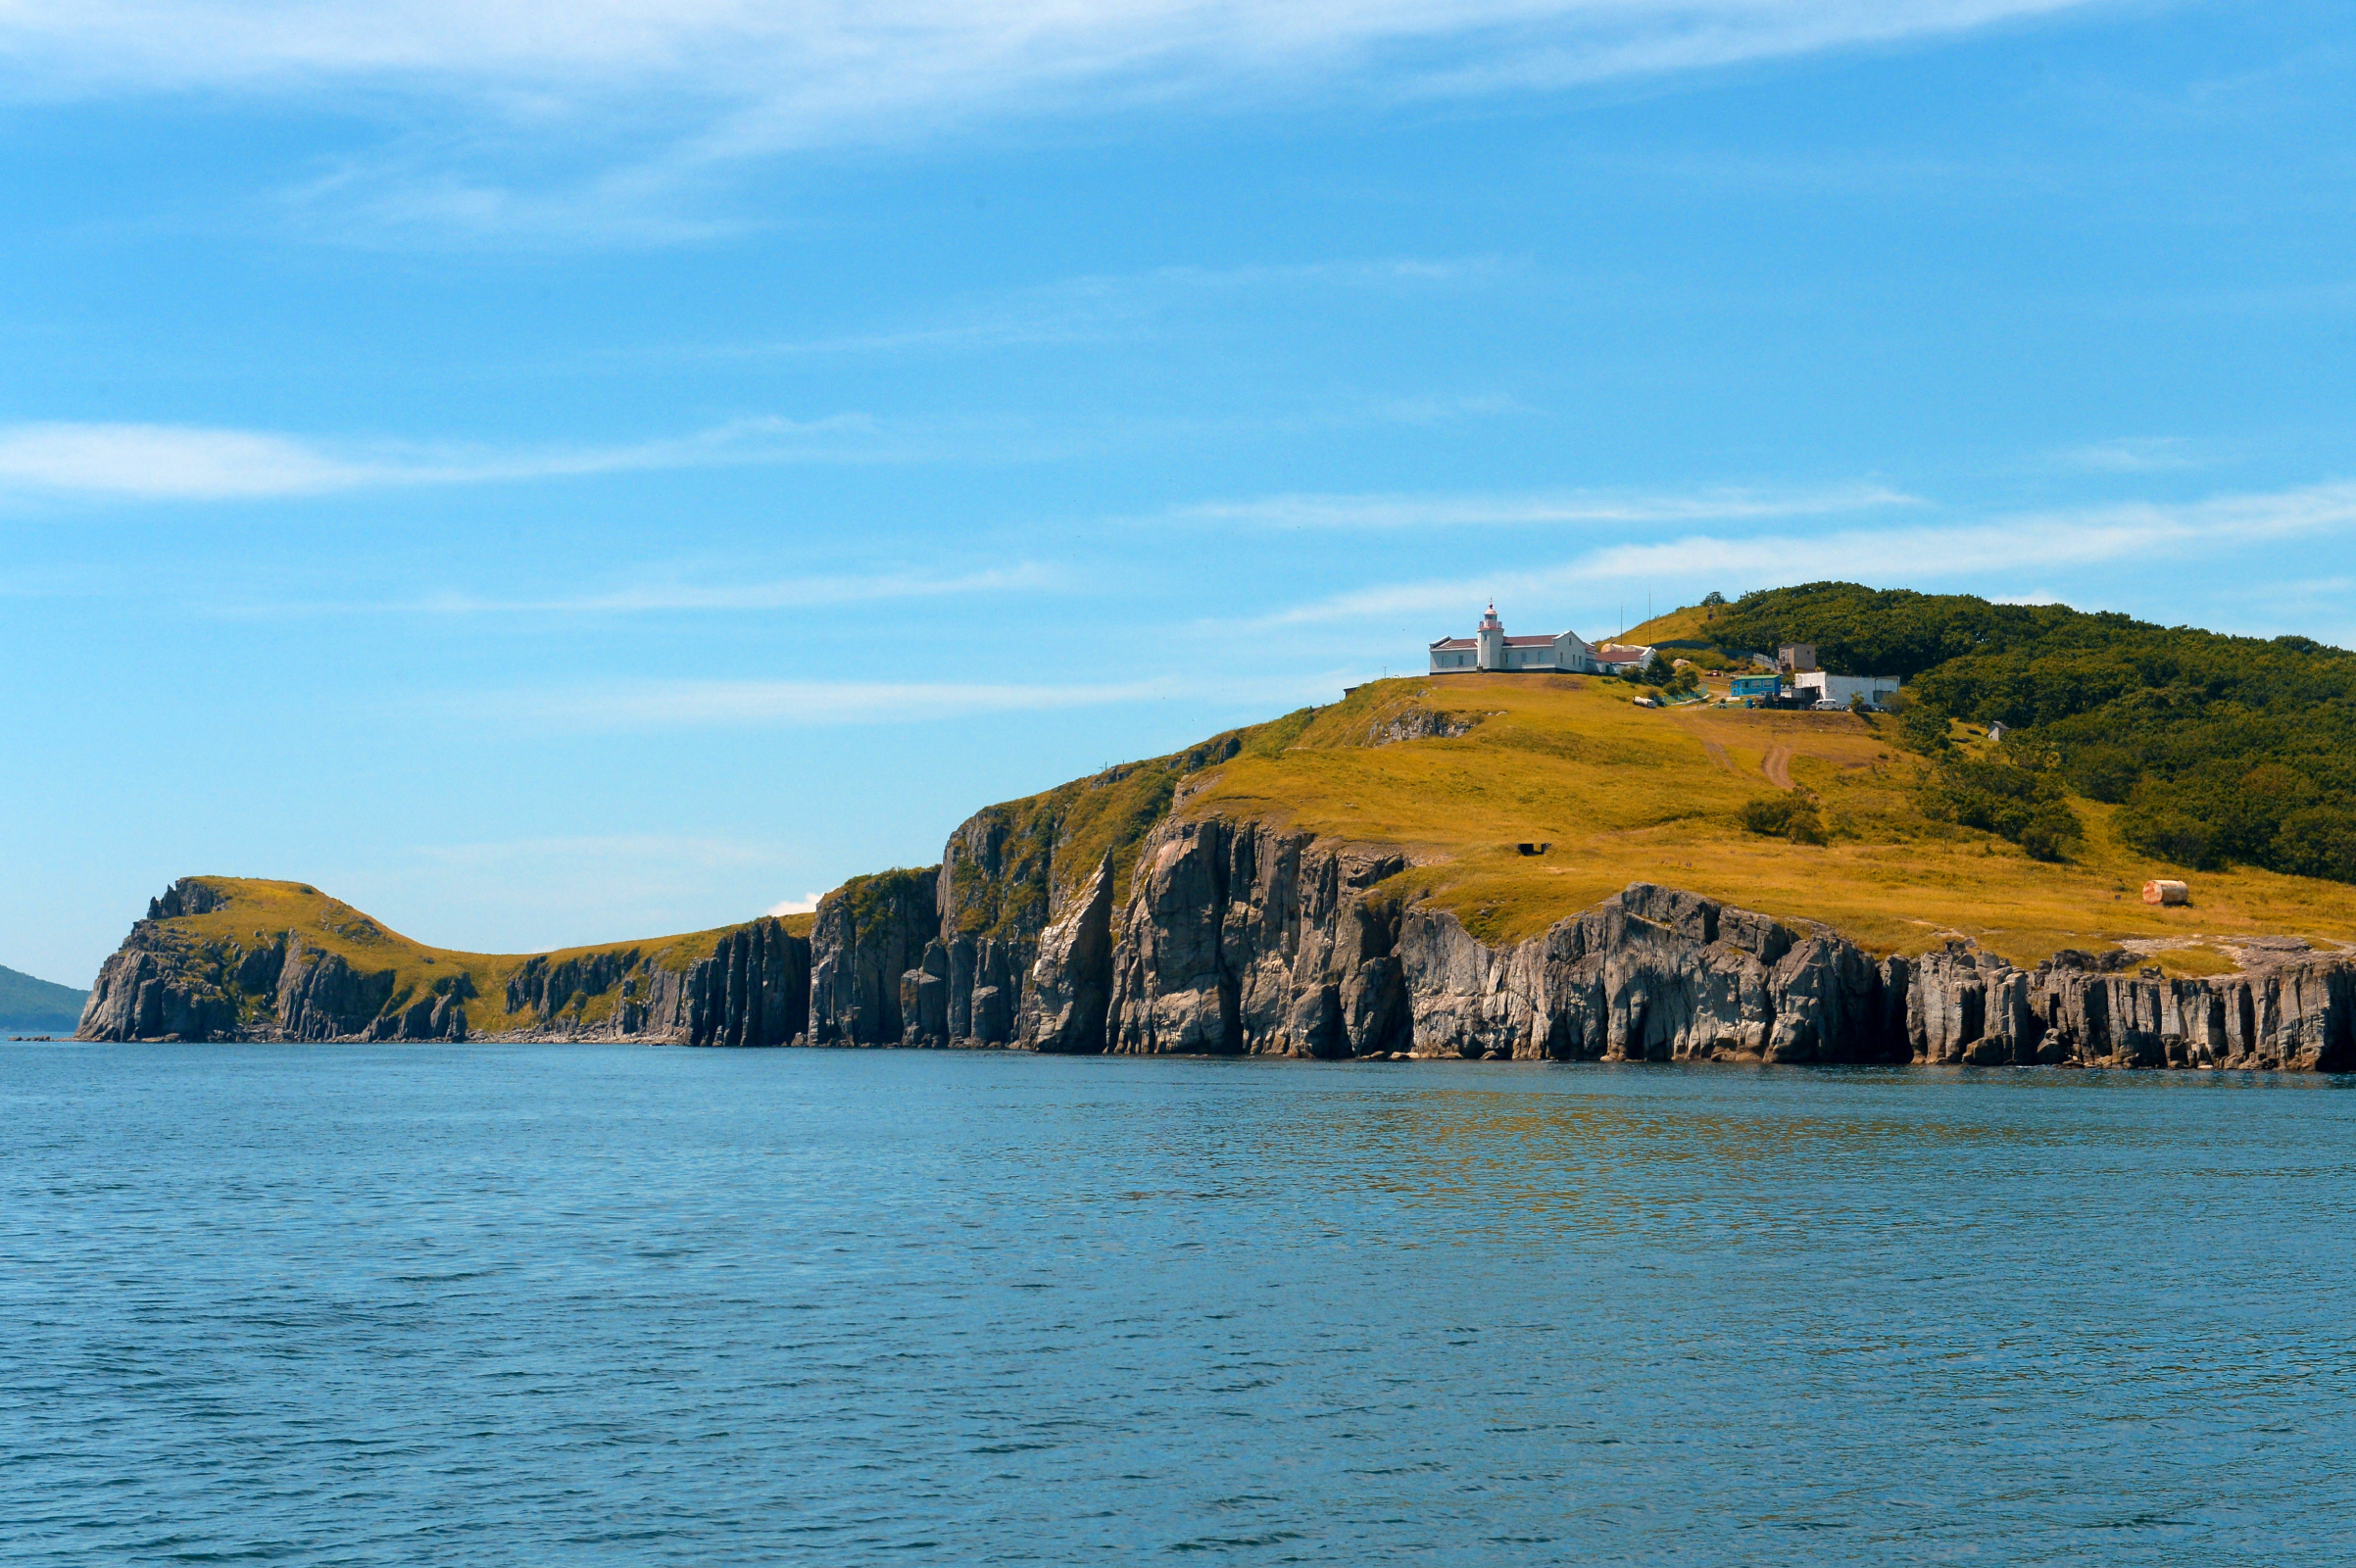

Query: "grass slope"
left=1180, top=672, right=2356, bottom=968
left=148, top=879, right=812, bottom=1035
left=0, top=962, right=88, bottom=1030
left=942, top=711, right=1318, bottom=943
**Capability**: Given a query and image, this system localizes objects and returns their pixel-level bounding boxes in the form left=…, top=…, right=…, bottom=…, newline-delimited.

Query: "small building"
left=2143, top=879, right=2190, bottom=906
left=1592, top=643, right=1657, bottom=675
left=1429, top=604, right=1612, bottom=674
left=1779, top=643, right=1819, bottom=673
left=1795, top=670, right=1900, bottom=710
left=1987, top=721, right=2009, bottom=742
left=1729, top=674, right=1780, bottom=700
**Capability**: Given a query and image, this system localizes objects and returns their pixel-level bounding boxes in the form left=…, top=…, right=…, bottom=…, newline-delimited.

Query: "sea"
left=3, top=1043, right=2352, bottom=1565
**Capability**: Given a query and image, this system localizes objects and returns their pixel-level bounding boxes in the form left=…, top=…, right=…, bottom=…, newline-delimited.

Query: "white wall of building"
left=1795, top=671, right=1901, bottom=707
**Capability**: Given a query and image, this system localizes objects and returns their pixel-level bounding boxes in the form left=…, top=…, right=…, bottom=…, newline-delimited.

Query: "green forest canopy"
left=1705, top=583, right=2356, bottom=881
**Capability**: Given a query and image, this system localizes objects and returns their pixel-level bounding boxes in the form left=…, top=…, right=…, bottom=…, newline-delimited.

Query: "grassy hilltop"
left=1185, top=673, right=2356, bottom=970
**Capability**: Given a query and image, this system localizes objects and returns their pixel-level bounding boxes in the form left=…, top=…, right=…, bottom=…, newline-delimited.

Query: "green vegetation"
left=1917, top=751, right=2083, bottom=862
left=1738, top=792, right=1826, bottom=845
left=1662, top=582, right=2356, bottom=884
left=0, top=962, right=87, bottom=1030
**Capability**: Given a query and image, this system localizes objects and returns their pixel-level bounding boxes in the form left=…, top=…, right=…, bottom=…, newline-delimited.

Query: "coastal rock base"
left=78, top=860, right=2356, bottom=1073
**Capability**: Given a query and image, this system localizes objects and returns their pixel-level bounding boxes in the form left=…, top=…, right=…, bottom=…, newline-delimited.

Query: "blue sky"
left=5, top=0, right=2353, bottom=986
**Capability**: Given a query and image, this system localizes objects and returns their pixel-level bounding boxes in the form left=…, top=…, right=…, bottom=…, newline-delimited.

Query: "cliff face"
left=810, top=869, right=938, bottom=1045
left=1101, top=817, right=1412, bottom=1056
left=82, top=843, right=2355, bottom=1070
left=500, top=917, right=810, bottom=1048
left=991, top=815, right=2352, bottom=1071
left=77, top=890, right=469, bottom=1045
left=1903, top=943, right=2353, bottom=1070
left=1040, top=817, right=1901, bottom=1063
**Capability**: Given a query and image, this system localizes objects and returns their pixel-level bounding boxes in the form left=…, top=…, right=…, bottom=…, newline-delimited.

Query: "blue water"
left=4, top=1046, right=2353, bottom=1565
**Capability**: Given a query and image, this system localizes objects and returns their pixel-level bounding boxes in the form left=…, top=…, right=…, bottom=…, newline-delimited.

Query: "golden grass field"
left=1182, top=671, right=2356, bottom=967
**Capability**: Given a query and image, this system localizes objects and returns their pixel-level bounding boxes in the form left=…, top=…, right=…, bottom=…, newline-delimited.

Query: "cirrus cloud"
left=0, top=2, right=2108, bottom=239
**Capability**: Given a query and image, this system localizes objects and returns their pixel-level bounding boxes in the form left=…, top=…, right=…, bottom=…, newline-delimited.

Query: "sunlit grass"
left=1184, top=674, right=2356, bottom=963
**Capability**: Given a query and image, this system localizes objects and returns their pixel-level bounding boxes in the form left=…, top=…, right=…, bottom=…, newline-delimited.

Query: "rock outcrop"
left=77, top=909, right=466, bottom=1044
left=1015, top=854, right=1116, bottom=1053
left=79, top=938, right=242, bottom=1042
left=78, top=847, right=2356, bottom=1070
left=500, top=917, right=810, bottom=1047
left=1099, top=818, right=1411, bottom=1055
left=995, top=814, right=2352, bottom=1070
left=809, top=869, right=939, bottom=1046
left=1904, top=942, right=2354, bottom=1070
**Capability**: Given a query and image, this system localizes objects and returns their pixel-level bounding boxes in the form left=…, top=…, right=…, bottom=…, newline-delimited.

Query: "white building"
left=1795, top=670, right=1901, bottom=710
left=1430, top=604, right=1623, bottom=674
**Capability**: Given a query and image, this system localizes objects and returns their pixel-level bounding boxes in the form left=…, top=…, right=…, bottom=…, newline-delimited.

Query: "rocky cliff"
left=78, top=895, right=471, bottom=1044
left=75, top=878, right=810, bottom=1047
left=78, top=776, right=2356, bottom=1070
left=990, top=814, right=2352, bottom=1070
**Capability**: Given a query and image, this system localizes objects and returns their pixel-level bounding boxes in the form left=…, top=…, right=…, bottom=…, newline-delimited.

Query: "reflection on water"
left=3, top=1047, right=2352, bottom=1564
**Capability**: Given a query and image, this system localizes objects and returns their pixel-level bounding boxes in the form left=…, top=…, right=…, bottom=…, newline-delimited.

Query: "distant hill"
left=1, top=963, right=89, bottom=1032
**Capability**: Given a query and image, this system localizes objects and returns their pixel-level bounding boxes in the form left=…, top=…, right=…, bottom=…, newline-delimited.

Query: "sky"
left=4, top=0, right=2353, bottom=987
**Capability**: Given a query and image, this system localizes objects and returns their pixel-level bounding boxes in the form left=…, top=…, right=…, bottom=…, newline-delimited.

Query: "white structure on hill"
left=1795, top=670, right=1901, bottom=709
left=1430, top=604, right=1650, bottom=675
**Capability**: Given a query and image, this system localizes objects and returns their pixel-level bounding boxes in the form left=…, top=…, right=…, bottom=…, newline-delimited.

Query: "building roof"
left=1592, top=646, right=1651, bottom=664
left=1502, top=634, right=1562, bottom=647
left=1430, top=637, right=1476, bottom=650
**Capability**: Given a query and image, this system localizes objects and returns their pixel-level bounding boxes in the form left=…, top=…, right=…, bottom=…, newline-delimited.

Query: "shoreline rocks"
left=75, top=853, right=2356, bottom=1073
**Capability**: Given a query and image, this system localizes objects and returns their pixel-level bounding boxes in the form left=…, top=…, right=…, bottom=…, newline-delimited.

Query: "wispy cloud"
left=409, top=564, right=1059, bottom=614
left=0, top=391, right=1528, bottom=503
left=456, top=672, right=1342, bottom=731
left=707, top=257, right=1513, bottom=359
left=0, top=415, right=885, bottom=501
left=1167, top=481, right=1919, bottom=530
left=0, top=2, right=2106, bottom=241
left=766, top=893, right=823, bottom=916
left=2056, top=436, right=2208, bottom=473
left=408, top=834, right=795, bottom=871
left=1256, top=479, right=2356, bottom=624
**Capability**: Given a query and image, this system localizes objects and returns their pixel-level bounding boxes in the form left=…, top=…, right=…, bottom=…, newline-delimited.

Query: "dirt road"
left=1762, top=745, right=1794, bottom=790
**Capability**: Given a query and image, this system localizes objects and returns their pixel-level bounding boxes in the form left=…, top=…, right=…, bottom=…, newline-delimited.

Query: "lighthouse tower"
left=1476, top=602, right=1506, bottom=670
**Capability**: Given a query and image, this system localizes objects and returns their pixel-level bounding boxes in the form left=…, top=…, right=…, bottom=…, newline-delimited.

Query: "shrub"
left=1920, top=753, right=2078, bottom=858
left=2273, top=807, right=2356, bottom=882
left=2117, top=807, right=2218, bottom=870
left=2064, top=744, right=2139, bottom=804
left=2017, top=805, right=2083, bottom=863
left=1898, top=704, right=1951, bottom=755
left=1739, top=793, right=1826, bottom=844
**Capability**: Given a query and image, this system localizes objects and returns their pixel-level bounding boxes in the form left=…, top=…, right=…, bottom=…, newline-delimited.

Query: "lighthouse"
left=1475, top=602, right=1506, bottom=670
